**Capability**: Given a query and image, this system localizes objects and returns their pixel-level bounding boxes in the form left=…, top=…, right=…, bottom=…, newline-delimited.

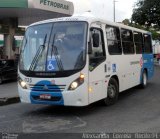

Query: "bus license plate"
left=40, top=94, right=51, bottom=100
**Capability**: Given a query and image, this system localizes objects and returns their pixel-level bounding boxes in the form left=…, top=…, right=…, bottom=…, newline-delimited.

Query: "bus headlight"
left=20, top=81, right=27, bottom=89
left=71, top=82, right=78, bottom=89
left=68, top=73, right=84, bottom=90
left=18, top=78, right=28, bottom=89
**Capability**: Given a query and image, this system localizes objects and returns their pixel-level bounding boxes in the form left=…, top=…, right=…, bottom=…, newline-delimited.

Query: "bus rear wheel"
left=140, top=70, right=147, bottom=88
left=103, top=78, right=119, bottom=106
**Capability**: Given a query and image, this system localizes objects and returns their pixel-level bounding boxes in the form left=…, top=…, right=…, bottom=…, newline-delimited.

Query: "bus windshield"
left=19, top=22, right=87, bottom=72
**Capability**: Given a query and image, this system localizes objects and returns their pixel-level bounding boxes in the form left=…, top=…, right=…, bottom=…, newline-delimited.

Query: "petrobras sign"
left=28, top=0, right=74, bottom=15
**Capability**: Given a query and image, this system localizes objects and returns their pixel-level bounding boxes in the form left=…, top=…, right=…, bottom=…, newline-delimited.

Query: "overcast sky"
left=68, top=0, right=138, bottom=22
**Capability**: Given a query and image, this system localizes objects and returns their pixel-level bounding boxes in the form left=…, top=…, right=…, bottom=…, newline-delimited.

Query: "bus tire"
left=140, top=70, right=147, bottom=88
left=103, top=78, right=119, bottom=106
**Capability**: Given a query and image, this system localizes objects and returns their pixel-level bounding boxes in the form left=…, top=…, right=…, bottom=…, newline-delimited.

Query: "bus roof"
left=28, top=14, right=150, bottom=34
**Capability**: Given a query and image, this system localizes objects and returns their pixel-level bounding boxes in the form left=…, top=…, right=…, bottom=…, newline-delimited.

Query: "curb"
left=0, top=97, right=20, bottom=106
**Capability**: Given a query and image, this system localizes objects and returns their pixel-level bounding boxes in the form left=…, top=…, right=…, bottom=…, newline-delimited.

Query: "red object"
left=140, top=57, right=143, bottom=67
left=156, top=54, right=160, bottom=59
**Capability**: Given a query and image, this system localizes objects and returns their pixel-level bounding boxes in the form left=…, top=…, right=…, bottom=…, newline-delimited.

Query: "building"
left=0, top=0, right=74, bottom=59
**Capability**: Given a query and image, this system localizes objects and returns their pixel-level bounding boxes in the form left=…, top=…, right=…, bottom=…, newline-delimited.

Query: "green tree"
left=122, top=19, right=130, bottom=25
left=132, top=0, right=160, bottom=28
left=122, top=19, right=160, bottom=40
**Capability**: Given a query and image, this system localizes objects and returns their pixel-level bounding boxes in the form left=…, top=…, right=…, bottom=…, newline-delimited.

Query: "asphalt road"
left=0, top=66, right=160, bottom=134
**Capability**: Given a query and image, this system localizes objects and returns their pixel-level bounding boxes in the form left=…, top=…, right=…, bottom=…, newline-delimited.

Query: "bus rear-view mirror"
left=92, top=33, right=100, bottom=48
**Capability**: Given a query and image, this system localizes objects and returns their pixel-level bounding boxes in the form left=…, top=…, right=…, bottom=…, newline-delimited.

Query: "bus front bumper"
left=18, top=85, right=89, bottom=106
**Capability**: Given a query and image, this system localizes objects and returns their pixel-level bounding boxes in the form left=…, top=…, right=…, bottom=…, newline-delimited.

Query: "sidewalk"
left=0, top=81, right=20, bottom=106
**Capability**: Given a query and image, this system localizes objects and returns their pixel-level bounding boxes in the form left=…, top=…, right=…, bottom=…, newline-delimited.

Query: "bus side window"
left=143, top=34, right=152, bottom=54
left=89, top=28, right=106, bottom=71
left=133, top=32, right=143, bottom=54
left=121, top=29, right=135, bottom=54
left=106, top=25, right=122, bottom=55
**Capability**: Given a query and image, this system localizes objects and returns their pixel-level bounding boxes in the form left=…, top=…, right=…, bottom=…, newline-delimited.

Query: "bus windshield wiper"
left=29, top=34, right=47, bottom=71
left=51, top=34, right=64, bottom=71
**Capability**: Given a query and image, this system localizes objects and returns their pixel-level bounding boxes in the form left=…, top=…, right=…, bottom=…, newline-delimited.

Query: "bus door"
left=88, top=27, right=107, bottom=103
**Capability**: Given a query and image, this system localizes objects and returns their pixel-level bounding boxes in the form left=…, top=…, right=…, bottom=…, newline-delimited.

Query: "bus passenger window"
left=134, top=32, right=143, bottom=54
left=143, top=34, right=152, bottom=54
left=121, top=29, right=134, bottom=54
left=106, top=25, right=122, bottom=55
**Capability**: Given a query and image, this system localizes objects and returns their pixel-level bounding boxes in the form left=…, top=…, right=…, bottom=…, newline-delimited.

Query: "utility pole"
left=113, top=0, right=118, bottom=22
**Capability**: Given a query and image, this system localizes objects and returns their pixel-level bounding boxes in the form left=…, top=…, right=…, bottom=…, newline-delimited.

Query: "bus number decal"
left=24, top=78, right=32, bottom=83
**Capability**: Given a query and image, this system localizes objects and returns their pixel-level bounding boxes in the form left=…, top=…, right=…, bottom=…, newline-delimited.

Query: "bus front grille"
left=30, top=84, right=66, bottom=92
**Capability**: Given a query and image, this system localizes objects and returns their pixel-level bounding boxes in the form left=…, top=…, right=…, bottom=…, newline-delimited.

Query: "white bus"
left=18, top=15, right=154, bottom=106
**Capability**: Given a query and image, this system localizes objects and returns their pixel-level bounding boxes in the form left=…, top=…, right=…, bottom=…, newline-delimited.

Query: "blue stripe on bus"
left=140, top=53, right=154, bottom=83
left=30, top=80, right=64, bottom=105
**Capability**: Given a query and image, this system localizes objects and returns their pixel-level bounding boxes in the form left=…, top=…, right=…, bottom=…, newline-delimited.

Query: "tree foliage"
left=130, top=0, right=160, bottom=40
left=132, top=0, right=160, bottom=28
left=122, top=18, right=160, bottom=40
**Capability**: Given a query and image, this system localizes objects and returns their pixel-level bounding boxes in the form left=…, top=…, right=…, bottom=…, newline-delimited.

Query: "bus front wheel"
left=103, top=78, right=119, bottom=106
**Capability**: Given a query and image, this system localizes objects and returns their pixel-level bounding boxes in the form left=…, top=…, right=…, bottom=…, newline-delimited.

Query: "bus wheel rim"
left=143, top=73, right=147, bottom=85
left=108, top=84, right=116, bottom=98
